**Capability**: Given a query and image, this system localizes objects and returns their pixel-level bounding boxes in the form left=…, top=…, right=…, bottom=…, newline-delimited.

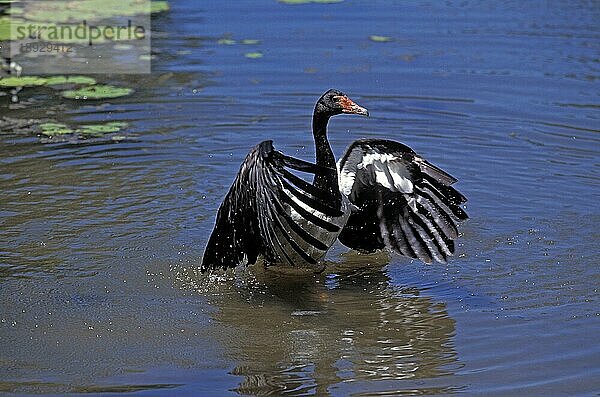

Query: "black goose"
left=201, top=89, right=468, bottom=272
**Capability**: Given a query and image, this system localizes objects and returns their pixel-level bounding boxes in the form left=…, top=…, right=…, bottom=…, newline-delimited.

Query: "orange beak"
left=335, top=95, right=369, bottom=116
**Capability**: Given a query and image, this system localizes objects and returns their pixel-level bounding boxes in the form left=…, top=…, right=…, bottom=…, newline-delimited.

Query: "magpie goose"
left=201, top=89, right=468, bottom=272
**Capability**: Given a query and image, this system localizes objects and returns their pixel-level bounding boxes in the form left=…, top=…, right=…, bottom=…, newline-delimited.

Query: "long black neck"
left=312, top=111, right=341, bottom=206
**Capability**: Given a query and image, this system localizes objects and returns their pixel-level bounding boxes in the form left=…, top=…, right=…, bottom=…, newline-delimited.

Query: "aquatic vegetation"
left=40, top=121, right=128, bottom=137
left=0, top=76, right=47, bottom=87
left=1, top=1, right=169, bottom=45
left=44, top=76, right=98, bottom=86
left=369, top=35, right=393, bottom=42
left=20, top=0, right=170, bottom=23
left=39, top=122, right=74, bottom=136
left=245, top=52, right=264, bottom=59
left=1, top=118, right=129, bottom=140
left=0, top=16, right=29, bottom=41
left=0, top=75, right=128, bottom=104
left=278, top=0, right=343, bottom=4
left=217, top=38, right=236, bottom=45
left=0, top=0, right=164, bottom=102
left=150, top=1, right=170, bottom=14
left=79, top=122, right=128, bottom=135
left=241, top=39, right=260, bottom=45
left=0, top=17, right=11, bottom=41
left=62, top=85, right=133, bottom=100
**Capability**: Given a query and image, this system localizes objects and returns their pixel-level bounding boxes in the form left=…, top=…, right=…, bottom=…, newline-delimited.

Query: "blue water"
left=1, top=1, right=599, bottom=395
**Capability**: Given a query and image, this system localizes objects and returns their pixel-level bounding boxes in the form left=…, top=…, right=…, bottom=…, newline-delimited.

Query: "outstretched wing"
left=202, top=140, right=345, bottom=272
left=337, top=139, right=468, bottom=264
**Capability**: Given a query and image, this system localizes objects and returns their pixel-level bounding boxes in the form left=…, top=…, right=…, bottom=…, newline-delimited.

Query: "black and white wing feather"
left=337, top=139, right=468, bottom=264
left=202, top=140, right=347, bottom=272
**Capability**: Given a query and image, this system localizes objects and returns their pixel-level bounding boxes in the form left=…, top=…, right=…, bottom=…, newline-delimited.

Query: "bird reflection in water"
left=177, top=252, right=460, bottom=396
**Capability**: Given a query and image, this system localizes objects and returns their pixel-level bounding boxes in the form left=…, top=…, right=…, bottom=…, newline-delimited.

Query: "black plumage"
left=337, top=139, right=467, bottom=264
left=201, top=89, right=468, bottom=272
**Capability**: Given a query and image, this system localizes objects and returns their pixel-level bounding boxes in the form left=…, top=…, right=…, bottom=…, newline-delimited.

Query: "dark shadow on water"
left=180, top=252, right=460, bottom=396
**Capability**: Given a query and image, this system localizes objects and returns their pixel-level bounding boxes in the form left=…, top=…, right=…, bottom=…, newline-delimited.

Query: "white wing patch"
left=358, top=152, right=397, bottom=168
left=356, top=152, right=414, bottom=193
left=337, top=160, right=356, bottom=196
left=388, top=161, right=414, bottom=193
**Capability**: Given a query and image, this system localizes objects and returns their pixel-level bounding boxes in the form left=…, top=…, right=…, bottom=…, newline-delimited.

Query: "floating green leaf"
left=0, top=76, right=47, bottom=87
left=23, top=0, right=170, bottom=23
left=217, top=38, right=236, bottom=45
left=245, top=52, right=263, bottom=59
left=0, top=16, right=15, bottom=41
left=241, top=39, right=260, bottom=45
left=0, top=75, right=97, bottom=87
left=278, top=0, right=343, bottom=4
left=40, top=121, right=128, bottom=137
left=369, top=35, right=393, bottom=42
left=62, top=85, right=133, bottom=100
left=79, top=122, right=128, bottom=135
left=40, top=122, right=74, bottom=136
left=65, top=76, right=98, bottom=85
left=150, top=1, right=170, bottom=14
left=42, top=76, right=68, bottom=86
left=45, top=76, right=97, bottom=86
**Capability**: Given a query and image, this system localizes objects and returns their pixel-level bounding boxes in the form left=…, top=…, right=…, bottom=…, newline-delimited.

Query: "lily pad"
left=245, top=52, right=263, bottom=59
left=23, top=0, right=170, bottom=23
left=42, top=76, right=68, bottom=86
left=150, top=1, right=170, bottom=13
left=0, top=75, right=97, bottom=88
left=0, top=16, right=18, bottom=41
left=217, top=38, right=236, bottom=45
left=79, top=122, right=128, bottom=135
left=0, top=76, right=47, bottom=87
left=40, top=122, right=74, bottom=136
left=369, top=35, right=393, bottom=42
left=278, top=0, right=343, bottom=4
left=40, top=121, right=128, bottom=138
left=64, top=76, right=97, bottom=85
left=62, top=85, right=133, bottom=100
left=241, top=39, right=260, bottom=45
left=45, top=76, right=97, bottom=86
